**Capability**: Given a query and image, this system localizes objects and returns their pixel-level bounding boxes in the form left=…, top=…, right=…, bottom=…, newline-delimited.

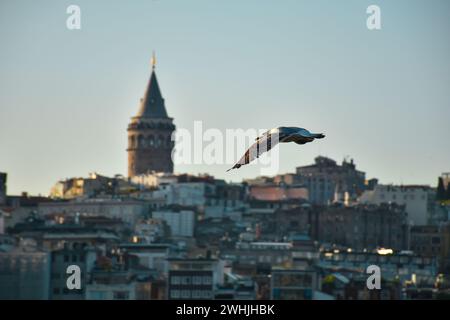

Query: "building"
left=133, top=219, right=167, bottom=243
left=86, top=270, right=137, bottom=300
left=152, top=210, right=195, bottom=238
left=130, top=171, right=178, bottom=189
left=427, top=201, right=450, bottom=226
left=410, top=226, right=443, bottom=258
left=204, top=181, right=246, bottom=220
left=437, top=173, right=450, bottom=202
left=118, top=243, right=171, bottom=274
left=359, top=184, right=432, bottom=225
left=410, top=224, right=450, bottom=273
left=248, top=184, right=308, bottom=202
left=214, top=272, right=256, bottom=300
left=127, top=56, right=176, bottom=176
left=295, top=157, right=366, bottom=205
left=167, top=258, right=224, bottom=300
left=316, top=204, right=408, bottom=251
left=0, top=210, right=5, bottom=234
left=159, top=182, right=209, bottom=207
left=144, top=176, right=246, bottom=220
left=442, top=173, right=450, bottom=191
left=319, top=250, right=438, bottom=287
left=270, top=268, right=320, bottom=300
left=38, top=198, right=148, bottom=226
left=49, top=173, right=134, bottom=199
left=0, top=243, right=50, bottom=299
left=8, top=221, right=120, bottom=252
left=1, top=193, right=54, bottom=230
left=273, top=207, right=315, bottom=240
left=49, top=243, right=97, bottom=300
left=222, top=242, right=295, bottom=273
left=0, top=172, right=6, bottom=205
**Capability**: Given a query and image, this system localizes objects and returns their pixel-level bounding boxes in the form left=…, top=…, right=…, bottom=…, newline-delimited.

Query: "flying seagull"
left=227, top=126, right=325, bottom=171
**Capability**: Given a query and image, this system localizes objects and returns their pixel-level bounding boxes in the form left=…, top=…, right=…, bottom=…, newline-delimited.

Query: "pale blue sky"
left=0, top=0, right=449, bottom=195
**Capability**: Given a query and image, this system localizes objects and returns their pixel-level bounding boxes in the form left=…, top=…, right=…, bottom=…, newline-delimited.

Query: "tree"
left=437, top=177, right=446, bottom=201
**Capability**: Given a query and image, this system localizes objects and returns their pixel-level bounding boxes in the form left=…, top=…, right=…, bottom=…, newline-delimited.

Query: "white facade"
left=359, top=185, right=430, bottom=225
left=159, top=183, right=207, bottom=207
left=38, top=199, right=147, bottom=225
left=152, top=210, right=195, bottom=237
left=130, top=172, right=178, bottom=189
left=119, top=244, right=170, bottom=274
left=135, top=220, right=165, bottom=243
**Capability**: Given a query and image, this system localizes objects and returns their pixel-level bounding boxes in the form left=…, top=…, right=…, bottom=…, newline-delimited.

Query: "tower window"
left=137, top=135, right=144, bottom=147
left=148, top=135, right=155, bottom=147
left=157, top=135, right=164, bottom=147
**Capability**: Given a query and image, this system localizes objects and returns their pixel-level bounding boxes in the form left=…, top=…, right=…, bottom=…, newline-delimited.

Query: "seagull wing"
left=256, top=127, right=298, bottom=141
left=227, top=132, right=281, bottom=171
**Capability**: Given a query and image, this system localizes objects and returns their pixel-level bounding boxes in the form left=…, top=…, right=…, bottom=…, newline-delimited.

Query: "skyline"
left=1, top=0, right=450, bottom=195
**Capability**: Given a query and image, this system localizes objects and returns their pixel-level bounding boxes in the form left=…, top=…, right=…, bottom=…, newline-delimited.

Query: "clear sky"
left=1, top=0, right=449, bottom=195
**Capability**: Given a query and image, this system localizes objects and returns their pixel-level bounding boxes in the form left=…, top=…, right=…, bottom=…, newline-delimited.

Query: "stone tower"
left=127, top=56, right=175, bottom=177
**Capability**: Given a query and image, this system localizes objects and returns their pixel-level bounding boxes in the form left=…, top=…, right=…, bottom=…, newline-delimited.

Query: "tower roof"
left=136, top=67, right=169, bottom=118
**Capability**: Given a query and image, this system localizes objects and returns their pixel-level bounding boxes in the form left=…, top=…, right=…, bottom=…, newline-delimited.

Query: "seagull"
left=227, top=126, right=325, bottom=171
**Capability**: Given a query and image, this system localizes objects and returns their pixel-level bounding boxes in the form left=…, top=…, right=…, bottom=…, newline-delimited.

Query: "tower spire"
left=136, top=52, right=168, bottom=118
left=151, top=51, right=156, bottom=71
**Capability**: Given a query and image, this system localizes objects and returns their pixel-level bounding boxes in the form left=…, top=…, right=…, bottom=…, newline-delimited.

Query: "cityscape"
left=1, top=61, right=450, bottom=300
left=1, top=1, right=450, bottom=303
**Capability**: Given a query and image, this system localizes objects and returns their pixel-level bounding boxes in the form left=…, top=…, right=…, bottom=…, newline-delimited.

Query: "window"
left=201, top=291, right=212, bottom=299
left=64, top=255, right=69, bottom=262
left=182, top=276, right=191, bottom=285
left=170, top=290, right=180, bottom=299
left=171, top=276, right=180, bottom=285
left=156, top=135, right=164, bottom=147
left=193, top=276, right=202, bottom=285
left=202, top=276, right=212, bottom=285
left=192, top=290, right=201, bottom=299
left=138, top=135, right=144, bottom=147
left=181, top=290, right=191, bottom=299
left=432, top=237, right=441, bottom=245
left=148, top=135, right=155, bottom=147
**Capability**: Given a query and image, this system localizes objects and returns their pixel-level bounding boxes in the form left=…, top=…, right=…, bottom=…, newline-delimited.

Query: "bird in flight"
left=227, top=126, right=325, bottom=171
